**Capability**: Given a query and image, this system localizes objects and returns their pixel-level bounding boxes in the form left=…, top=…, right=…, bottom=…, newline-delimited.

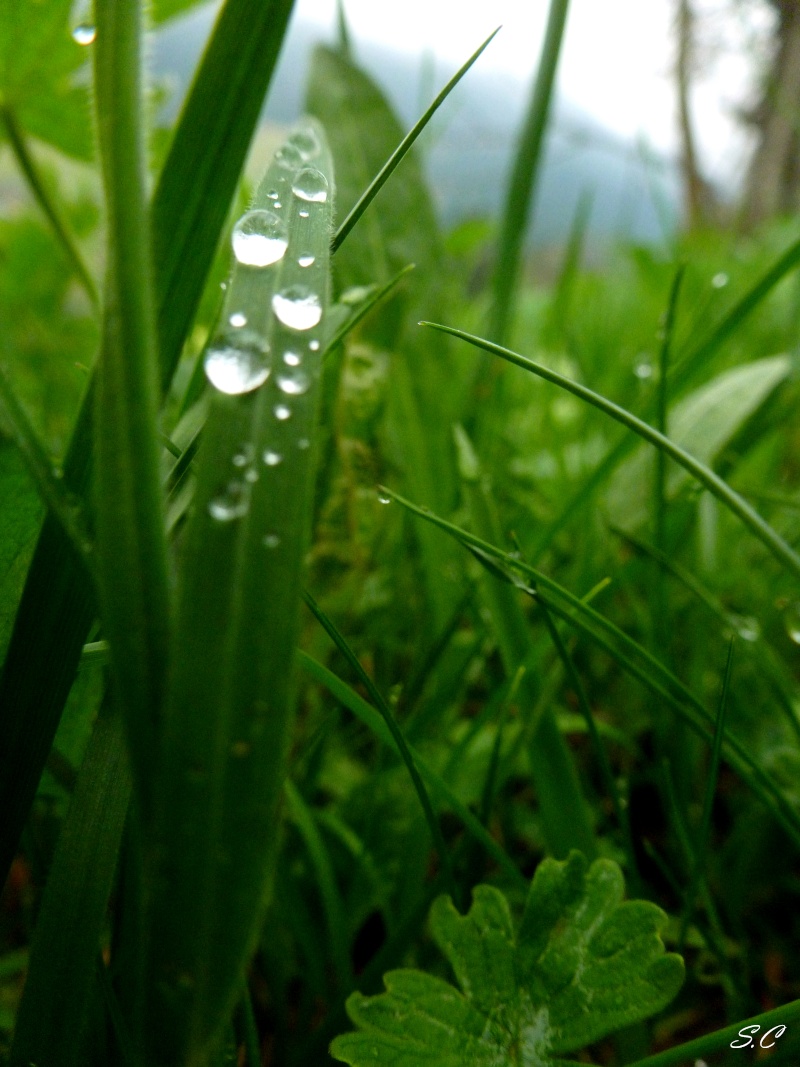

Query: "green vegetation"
left=1, top=1, right=800, bottom=1065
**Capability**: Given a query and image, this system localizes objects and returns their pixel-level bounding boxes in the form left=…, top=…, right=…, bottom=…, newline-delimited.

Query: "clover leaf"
left=331, top=852, right=684, bottom=1066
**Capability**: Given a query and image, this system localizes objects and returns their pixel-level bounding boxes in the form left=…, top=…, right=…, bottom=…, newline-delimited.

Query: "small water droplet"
left=288, top=127, right=321, bottom=161
left=298, top=253, right=316, bottom=268
left=283, top=351, right=301, bottom=367
left=229, top=312, right=247, bottom=328
left=263, top=450, right=283, bottom=466
left=245, top=468, right=259, bottom=483
left=377, top=491, right=391, bottom=504
left=267, top=190, right=279, bottom=200
left=263, top=533, right=280, bottom=548
left=204, top=330, right=270, bottom=395
left=711, top=272, right=729, bottom=289
left=785, top=602, right=800, bottom=644
left=231, top=740, right=251, bottom=758
left=276, top=143, right=304, bottom=167
left=274, top=404, right=291, bottom=421
left=231, top=209, right=287, bottom=268
left=297, top=437, right=310, bottom=450
left=273, top=201, right=282, bottom=211
left=272, top=286, right=322, bottom=331
left=208, top=481, right=248, bottom=522
left=232, top=445, right=252, bottom=468
left=634, top=359, right=653, bottom=380
left=220, top=281, right=227, bottom=291
left=277, top=370, right=310, bottom=396
left=309, top=339, right=320, bottom=352
left=292, top=167, right=328, bottom=203
left=53, top=467, right=64, bottom=480
left=72, top=22, right=96, bottom=45
left=735, top=615, right=760, bottom=642
left=298, top=209, right=310, bottom=219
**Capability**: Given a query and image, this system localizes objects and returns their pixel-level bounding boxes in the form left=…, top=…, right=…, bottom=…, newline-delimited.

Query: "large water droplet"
left=292, top=167, right=328, bottom=203
left=208, top=481, right=248, bottom=522
left=278, top=370, right=310, bottom=396
left=263, top=450, right=283, bottom=466
left=785, top=602, right=800, bottom=644
left=72, top=22, right=96, bottom=44
left=288, top=128, right=321, bottom=161
left=634, top=359, right=653, bottom=380
left=204, top=330, right=270, bottom=395
left=274, top=404, right=291, bottom=421
left=298, top=254, right=316, bottom=268
left=283, top=351, right=301, bottom=367
left=231, top=210, right=287, bottom=268
left=276, top=143, right=303, bottom=168
left=272, top=286, right=322, bottom=331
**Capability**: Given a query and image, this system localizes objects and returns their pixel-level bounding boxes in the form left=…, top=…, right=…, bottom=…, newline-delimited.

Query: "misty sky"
left=294, top=0, right=775, bottom=183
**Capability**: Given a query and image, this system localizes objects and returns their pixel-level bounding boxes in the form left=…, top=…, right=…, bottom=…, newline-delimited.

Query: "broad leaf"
left=331, top=852, right=684, bottom=1066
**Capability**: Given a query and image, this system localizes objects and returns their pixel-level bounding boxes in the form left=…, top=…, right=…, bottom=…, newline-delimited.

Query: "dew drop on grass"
left=276, top=143, right=304, bottom=167
left=229, top=312, right=247, bottom=328
left=232, top=444, right=253, bottom=468
left=377, top=491, right=391, bottom=504
left=292, top=167, right=328, bottom=203
left=298, top=209, right=310, bottom=219
left=735, top=615, right=760, bottom=642
left=634, top=359, right=653, bottom=380
left=298, top=254, right=315, bottom=268
left=72, top=23, right=96, bottom=44
left=277, top=370, right=310, bottom=396
left=267, top=190, right=279, bottom=200
left=263, top=533, right=280, bottom=548
left=274, top=404, right=291, bottom=421
left=244, top=468, right=259, bottom=483
left=711, top=272, right=729, bottom=289
left=208, top=481, right=249, bottom=522
left=231, top=209, right=287, bottom=268
left=297, top=437, right=310, bottom=450
left=288, top=127, right=321, bottom=161
left=204, top=330, right=270, bottom=395
left=283, top=351, right=301, bottom=367
left=263, top=450, right=282, bottom=466
left=272, top=286, right=322, bottom=331
left=309, top=339, right=320, bottom=352
left=785, top=602, right=800, bottom=644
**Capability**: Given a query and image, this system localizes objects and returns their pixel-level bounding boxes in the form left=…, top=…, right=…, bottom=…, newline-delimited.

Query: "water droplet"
left=298, top=253, right=316, bottom=268
left=274, top=404, right=291, bottom=421
left=273, top=202, right=282, bottom=211
left=220, top=281, right=227, bottom=291
left=231, top=209, right=287, bottom=268
left=263, top=450, right=282, bottom=466
left=204, top=330, right=270, bottom=395
left=244, top=468, right=259, bottom=483
left=634, top=359, right=653, bottom=380
left=785, top=602, right=800, bottom=644
left=267, top=190, right=279, bottom=200
left=288, top=127, right=321, bottom=161
left=735, top=615, right=760, bottom=642
left=231, top=740, right=251, bottom=758
left=711, top=272, right=729, bottom=289
left=232, top=445, right=252, bottom=468
left=72, top=23, right=96, bottom=45
left=292, top=167, right=328, bottom=203
left=263, top=533, right=280, bottom=548
left=276, top=143, right=303, bottom=168
left=208, top=481, right=248, bottom=522
left=277, top=370, right=310, bottom=396
left=298, top=209, right=310, bottom=219
left=229, top=312, right=247, bottom=328
left=283, top=351, right=301, bottom=367
left=297, top=437, right=310, bottom=450
left=53, top=467, right=64, bottom=480
left=272, top=286, right=322, bottom=331
left=309, top=339, right=320, bottom=352
left=377, top=491, right=391, bottom=504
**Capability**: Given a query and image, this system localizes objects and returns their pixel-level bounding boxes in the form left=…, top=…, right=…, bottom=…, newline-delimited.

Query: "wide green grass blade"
left=0, top=0, right=296, bottom=891
left=9, top=702, right=132, bottom=1067
left=381, top=487, right=800, bottom=848
left=92, top=0, right=171, bottom=809
left=424, top=322, right=800, bottom=581
left=488, top=0, right=571, bottom=346
left=145, top=123, right=333, bottom=1066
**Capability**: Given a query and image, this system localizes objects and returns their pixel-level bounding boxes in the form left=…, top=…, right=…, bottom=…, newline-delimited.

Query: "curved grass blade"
left=324, top=264, right=416, bottom=354
left=145, top=122, right=333, bottom=1066
left=93, top=0, right=171, bottom=811
left=380, top=487, right=800, bottom=848
left=9, top=702, right=132, bottom=1067
left=0, top=0, right=296, bottom=892
left=303, top=590, right=456, bottom=894
left=423, top=322, right=800, bottom=582
left=331, top=28, right=500, bottom=254
left=488, top=0, right=571, bottom=345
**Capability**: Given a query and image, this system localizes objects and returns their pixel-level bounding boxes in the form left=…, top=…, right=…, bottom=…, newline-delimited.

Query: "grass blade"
left=331, top=28, right=500, bottom=254
left=145, top=124, right=333, bottom=1065
left=423, top=321, right=800, bottom=581
left=93, top=0, right=171, bottom=808
left=488, top=0, right=571, bottom=345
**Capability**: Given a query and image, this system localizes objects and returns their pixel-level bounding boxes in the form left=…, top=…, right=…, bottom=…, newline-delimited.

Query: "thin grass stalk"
left=488, top=0, right=571, bottom=346
left=93, top=0, right=171, bottom=810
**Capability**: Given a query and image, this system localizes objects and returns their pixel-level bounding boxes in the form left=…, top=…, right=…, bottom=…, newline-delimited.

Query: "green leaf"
left=0, top=0, right=94, bottom=159
left=608, top=355, right=792, bottom=530
left=331, top=853, right=684, bottom=1066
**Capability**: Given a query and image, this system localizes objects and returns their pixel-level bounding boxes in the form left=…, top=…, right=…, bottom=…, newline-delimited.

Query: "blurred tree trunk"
left=742, top=0, right=800, bottom=226
left=676, top=0, right=718, bottom=226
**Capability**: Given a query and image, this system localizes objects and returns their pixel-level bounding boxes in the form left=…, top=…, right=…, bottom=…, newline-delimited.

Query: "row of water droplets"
left=203, top=140, right=328, bottom=398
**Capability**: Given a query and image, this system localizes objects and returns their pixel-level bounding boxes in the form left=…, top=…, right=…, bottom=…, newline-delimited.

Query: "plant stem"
left=0, top=104, right=99, bottom=311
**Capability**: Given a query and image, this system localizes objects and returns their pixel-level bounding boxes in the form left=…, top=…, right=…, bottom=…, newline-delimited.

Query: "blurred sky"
left=294, top=0, right=776, bottom=185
